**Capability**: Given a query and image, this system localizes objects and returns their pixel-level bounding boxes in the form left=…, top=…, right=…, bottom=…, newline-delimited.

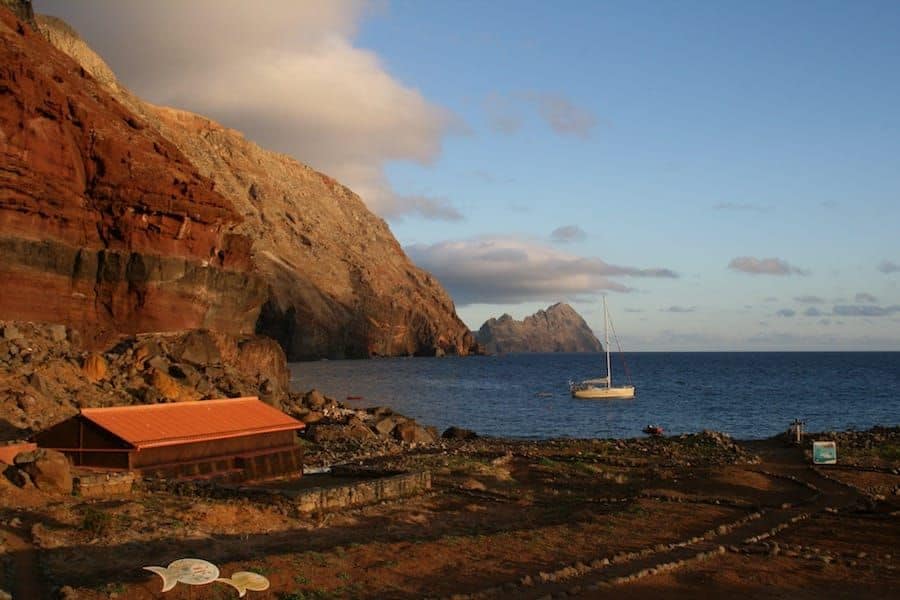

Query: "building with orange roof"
left=33, top=397, right=305, bottom=481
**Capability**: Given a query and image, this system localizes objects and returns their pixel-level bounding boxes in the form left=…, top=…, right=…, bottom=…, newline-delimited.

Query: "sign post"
left=812, top=441, right=837, bottom=465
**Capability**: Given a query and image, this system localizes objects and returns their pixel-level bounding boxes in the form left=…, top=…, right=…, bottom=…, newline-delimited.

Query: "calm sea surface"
left=289, top=352, right=900, bottom=440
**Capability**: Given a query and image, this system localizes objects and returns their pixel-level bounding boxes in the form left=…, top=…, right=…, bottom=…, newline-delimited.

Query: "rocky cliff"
left=0, top=7, right=266, bottom=346
left=476, top=303, right=603, bottom=354
left=37, top=14, right=477, bottom=360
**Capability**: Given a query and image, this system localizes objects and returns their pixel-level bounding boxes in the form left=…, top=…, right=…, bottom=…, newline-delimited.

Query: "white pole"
left=605, top=296, right=611, bottom=388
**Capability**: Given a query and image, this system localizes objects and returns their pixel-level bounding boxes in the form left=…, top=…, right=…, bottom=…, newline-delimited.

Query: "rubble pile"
left=0, top=321, right=289, bottom=439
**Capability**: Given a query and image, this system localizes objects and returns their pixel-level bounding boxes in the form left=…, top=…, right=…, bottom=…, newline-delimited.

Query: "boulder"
left=394, top=421, right=436, bottom=444
left=442, top=426, right=478, bottom=440
left=133, top=340, right=162, bottom=366
left=3, top=464, right=31, bottom=488
left=45, top=325, right=67, bottom=343
left=145, top=355, right=170, bottom=372
left=22, top=449, right=72, bottom=493
left=147, top=368, right=201, bottom=402
left=28, top=372, right=51, bottom=396
left=168, top=363, right=201, bottom=386
left=82, top=353, right=107, bottom=382
left=0, top=325, right=21, bottom=341
left=301, top=411, right=324, bottom=425
left=174, top=330, right=222, bottom=366
left=13, top=448, right=40, bottom=465
left=235, top=336, right=290, bottom=404
left=345, top=417, right=378, bottom=442
left=375, top=416, right=403, bottom=437
left=367, top=406, right=394, bottom=418
left=303, top=389, right=327, bottom=410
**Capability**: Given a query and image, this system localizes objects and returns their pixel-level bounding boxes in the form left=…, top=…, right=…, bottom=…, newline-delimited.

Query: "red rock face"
left=0, top=9, right=265, bottom=344
left=35, top=12, right=480, bottom=360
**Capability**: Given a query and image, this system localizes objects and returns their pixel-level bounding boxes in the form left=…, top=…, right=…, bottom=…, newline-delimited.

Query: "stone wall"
left=287, top=470, right=432, bottom=513
left=73, top=472, right=135, bottom=497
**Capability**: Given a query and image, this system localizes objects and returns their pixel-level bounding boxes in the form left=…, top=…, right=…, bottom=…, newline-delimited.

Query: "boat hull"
left=572, top=385, right=635, bottom=400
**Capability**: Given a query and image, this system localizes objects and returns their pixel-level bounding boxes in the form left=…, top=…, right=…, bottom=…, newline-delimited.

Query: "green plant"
left=80, top=506, right=112, bottom=536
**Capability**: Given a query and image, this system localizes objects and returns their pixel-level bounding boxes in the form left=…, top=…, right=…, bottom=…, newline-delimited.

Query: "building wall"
left=129, top=430, right=296, bottom=469
left=34, top=416, right=131, bottom=468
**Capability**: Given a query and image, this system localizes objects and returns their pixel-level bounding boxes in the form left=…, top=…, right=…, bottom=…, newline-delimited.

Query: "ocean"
left=289, top=352, right=900, bottom=440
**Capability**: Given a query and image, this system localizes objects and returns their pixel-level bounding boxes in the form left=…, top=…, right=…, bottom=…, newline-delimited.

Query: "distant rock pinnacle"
left=476, top=303, right=602, bottom=353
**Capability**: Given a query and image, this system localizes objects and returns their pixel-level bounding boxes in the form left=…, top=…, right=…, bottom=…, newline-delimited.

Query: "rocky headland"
left=35, top=13, right=476, bottom=360
left=476, top=302, right=603, bottom=353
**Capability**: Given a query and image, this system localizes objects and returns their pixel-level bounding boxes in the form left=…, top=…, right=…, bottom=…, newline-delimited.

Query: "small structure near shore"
left=33, top=397, right=305, bottom=481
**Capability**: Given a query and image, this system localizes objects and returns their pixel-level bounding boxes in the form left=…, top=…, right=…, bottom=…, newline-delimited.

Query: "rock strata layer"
left=476, top=303, right=603, bottom=353
left=0, top=7, right=265, bottom=346
left=37, top=14, right=477, bottom=360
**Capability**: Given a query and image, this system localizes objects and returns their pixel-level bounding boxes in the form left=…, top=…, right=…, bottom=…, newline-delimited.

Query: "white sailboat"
left=570, top=297, right=635, bottom=399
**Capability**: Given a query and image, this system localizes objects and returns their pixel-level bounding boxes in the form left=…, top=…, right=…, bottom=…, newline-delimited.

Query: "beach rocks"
left=4, top=448, right=71, bottom=493
left=442, top=426, right=479, bottom=440
left=20, top=449, right=72, bottom=493
left=375, top=416, right=404, bottom=436
left=394, top=421, right=437, bottom=444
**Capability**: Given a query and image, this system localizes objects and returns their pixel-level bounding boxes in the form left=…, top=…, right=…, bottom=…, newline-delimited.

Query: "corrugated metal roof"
left=80, top=397, right=304, bottom=450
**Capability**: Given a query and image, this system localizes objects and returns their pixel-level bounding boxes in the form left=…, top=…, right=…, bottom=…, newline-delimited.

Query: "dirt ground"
left=1, top=432, right=897, bottom=599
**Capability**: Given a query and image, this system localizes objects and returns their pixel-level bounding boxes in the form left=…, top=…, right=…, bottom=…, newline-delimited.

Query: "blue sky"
left=359, top=1, right=900, bottom=350
left=36, top=1, right=900, bottom=350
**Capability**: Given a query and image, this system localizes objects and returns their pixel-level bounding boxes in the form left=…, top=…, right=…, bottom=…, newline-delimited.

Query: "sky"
left=35, top=0, right=900, bottom=350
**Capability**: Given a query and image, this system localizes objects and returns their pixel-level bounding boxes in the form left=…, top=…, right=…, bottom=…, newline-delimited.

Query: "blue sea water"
left=289, top=352, right=900, bottom=440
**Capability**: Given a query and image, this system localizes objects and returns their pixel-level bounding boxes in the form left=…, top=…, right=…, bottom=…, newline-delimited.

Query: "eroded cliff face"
left=0, top=8, right=266, bottom=345
left=37, top=15, right=477, bottom=360
left=476, top=303, right=603, bottom=354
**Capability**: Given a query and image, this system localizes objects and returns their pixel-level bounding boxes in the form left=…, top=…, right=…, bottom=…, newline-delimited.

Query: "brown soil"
left=1, top=434, right=897, bottom=599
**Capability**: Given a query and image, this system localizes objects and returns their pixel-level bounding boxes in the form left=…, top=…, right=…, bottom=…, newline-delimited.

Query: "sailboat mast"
left=604, top=296, right=611, bottom=388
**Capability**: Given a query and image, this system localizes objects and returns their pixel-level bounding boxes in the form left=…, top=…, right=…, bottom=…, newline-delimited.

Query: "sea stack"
left=476, top=303, right=602, bottom=353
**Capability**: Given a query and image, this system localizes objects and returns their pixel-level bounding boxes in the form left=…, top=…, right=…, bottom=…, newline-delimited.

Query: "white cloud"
left=406, top=236, right=677, bottom=305
left=36, top=0, right=459, bottom=220
left=794, top=295, right=825, bottom=304
left=728, top=256, right=809, bottom=276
